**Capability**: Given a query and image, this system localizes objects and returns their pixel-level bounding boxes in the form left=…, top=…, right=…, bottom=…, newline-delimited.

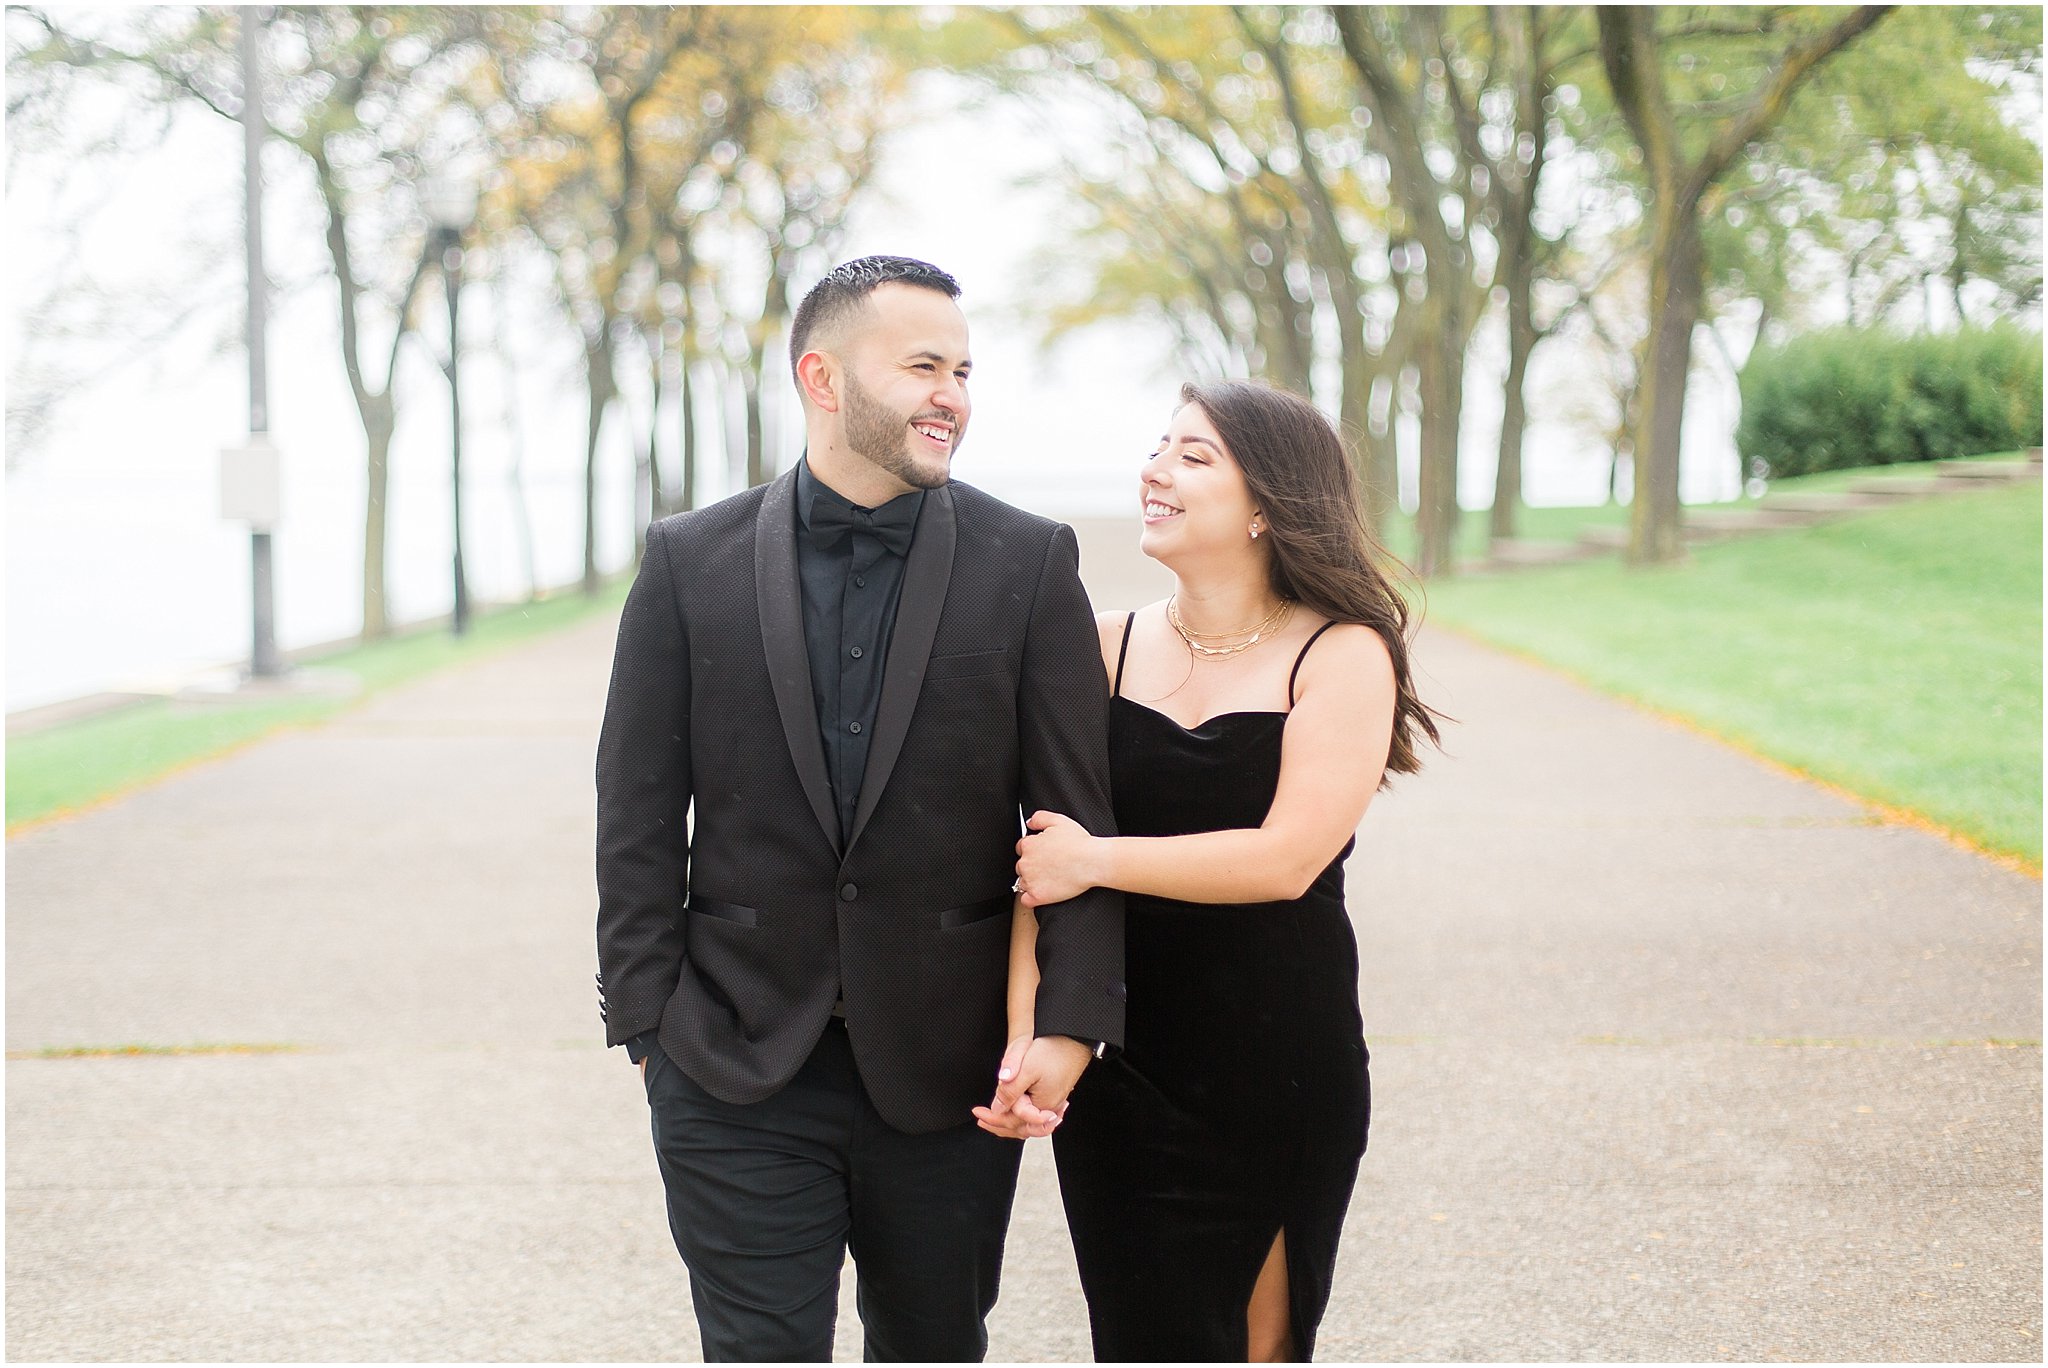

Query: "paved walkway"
left=7, top=527, right=2040, bottom=1361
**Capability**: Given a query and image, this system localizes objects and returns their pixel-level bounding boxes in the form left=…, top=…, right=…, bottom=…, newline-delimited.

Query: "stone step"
left=1485, top=537, right=1604, bottom=568
left=1758, top=491, right=1893, bottom=516
left=1934, top=459, right=2039, bottom=481
left=1683, top=507, right=1820, bottom=535
left=1843, top=476, right=1954, bottom=498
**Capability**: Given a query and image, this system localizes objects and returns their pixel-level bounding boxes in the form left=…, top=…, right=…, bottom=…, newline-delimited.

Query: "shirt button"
left=854, top=576, right=867, bottom=588
left=849, top=646, right=863, bottom=659
left=849, top=721, right=862, bottom=735
left=840, top=883, right=858, bottom=902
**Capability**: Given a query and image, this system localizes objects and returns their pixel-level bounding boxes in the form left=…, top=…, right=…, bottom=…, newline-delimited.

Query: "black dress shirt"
left=794, top=457, right=923, bottom=846
left=629, top=463, right=922, bottom=1064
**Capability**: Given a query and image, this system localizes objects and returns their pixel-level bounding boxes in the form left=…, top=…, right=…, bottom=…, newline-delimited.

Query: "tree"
left=482, top=7, right=738, bottom=594
left=1596, top=5, right=1892, bottom=564
left=717, top=16, right=905, bottom=491
left=1419, top=6, right=1578, bottom=543
left=977, top=7, right=1412, bottom=526
left=1331, top=6, right=1496, bottom=575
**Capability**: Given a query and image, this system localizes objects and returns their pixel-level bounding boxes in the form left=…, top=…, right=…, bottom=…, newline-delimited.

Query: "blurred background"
left=8, top=7, right=2037, bottom=690
left=6, top=10, right=2041, bottom=1360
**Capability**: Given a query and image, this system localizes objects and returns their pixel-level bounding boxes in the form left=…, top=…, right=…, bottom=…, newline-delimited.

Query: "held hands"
left=972, top=1034, right=1093, bottom=1140
left=1014, top=810, right=1105, bottom=908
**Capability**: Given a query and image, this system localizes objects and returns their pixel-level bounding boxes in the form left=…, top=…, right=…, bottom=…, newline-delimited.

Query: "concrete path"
left=8, top=524, right=2039, bottom=1361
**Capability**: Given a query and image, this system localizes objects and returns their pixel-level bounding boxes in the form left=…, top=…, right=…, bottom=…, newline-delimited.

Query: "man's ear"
left=796, top=350, right=840, bottom=413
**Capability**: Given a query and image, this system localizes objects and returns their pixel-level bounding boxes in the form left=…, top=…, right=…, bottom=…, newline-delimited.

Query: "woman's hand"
left=1014, top=810, right=1107, bottom=907
left=972, top=1034, right=1068, bottom=1138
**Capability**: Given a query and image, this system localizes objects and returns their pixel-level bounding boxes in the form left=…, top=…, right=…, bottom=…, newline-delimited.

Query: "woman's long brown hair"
left=1180, top=379, right=1444, bottom=779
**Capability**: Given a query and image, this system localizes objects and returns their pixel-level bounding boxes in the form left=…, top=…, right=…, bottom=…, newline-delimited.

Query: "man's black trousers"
left=643, top=1019, right=1024, bottom=1362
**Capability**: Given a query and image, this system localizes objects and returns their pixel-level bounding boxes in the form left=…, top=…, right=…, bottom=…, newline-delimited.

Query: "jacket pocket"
left=939, top=892, right=1014, bottom=930
left=923, top=648, right=1010, bottom=681
left=686, top=895, right=758, bottom=927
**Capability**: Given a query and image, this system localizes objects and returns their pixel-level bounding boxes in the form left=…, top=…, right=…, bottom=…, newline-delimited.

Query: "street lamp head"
left=420, top=168, right=479, bottom=232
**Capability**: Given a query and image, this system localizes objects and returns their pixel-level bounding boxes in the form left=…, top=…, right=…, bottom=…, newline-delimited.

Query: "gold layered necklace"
left=1167, top=593, right=1294, bottom=659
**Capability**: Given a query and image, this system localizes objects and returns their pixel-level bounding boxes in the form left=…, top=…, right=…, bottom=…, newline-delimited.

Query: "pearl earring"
left=1250, top=524, right=1262, bottom=540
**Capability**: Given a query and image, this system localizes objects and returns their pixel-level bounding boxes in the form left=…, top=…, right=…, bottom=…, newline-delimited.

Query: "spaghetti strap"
left=1287, top=621, right=1340, bottom=709
left=1112, top=612, right=1137, bottom=698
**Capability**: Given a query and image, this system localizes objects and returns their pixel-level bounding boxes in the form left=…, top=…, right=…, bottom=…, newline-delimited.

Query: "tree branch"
left=1693, top=5, right=1894, bottom=196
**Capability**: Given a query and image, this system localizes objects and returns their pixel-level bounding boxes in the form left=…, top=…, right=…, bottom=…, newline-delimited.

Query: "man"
left=595, top=255, right=1125, bottom=1362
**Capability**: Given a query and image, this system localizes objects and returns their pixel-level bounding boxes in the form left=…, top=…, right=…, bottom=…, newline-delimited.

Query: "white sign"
left=220, top=438, right=281, bottom=529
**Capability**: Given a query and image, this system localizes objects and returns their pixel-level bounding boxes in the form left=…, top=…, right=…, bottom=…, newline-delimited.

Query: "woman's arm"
left=1005, top=900, right=1039, bottom=1042
left=1016, top=623, right=1397, bottom=906
left=974, top=900, right=1058, bottom=1139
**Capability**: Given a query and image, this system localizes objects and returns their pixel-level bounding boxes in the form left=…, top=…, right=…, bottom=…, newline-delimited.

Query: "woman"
left=983, top=380, right=1440, bottom=1362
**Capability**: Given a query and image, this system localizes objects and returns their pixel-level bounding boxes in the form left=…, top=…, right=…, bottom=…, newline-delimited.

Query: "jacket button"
left=840, top=883, right=858, bottom=902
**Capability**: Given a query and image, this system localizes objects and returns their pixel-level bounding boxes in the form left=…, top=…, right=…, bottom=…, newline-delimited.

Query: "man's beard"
left=843, top=370, right=955, bottom=491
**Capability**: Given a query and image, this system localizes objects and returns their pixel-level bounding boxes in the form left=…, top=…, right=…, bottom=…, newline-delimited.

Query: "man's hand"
left=972, top=1034, right=1093, bottom=1139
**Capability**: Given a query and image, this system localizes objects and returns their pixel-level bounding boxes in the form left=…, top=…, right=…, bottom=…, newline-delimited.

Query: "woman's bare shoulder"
left=1094, top=601, right=1167, bottom=647
left=1295, top=621, right=1395, bottom=696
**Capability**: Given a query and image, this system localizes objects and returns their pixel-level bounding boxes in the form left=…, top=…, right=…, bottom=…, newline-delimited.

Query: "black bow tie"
left=807, top=495, right=919, bottom=558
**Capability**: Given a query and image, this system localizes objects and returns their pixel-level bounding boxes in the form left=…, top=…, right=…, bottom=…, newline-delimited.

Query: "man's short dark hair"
left=788, top=256, right=961, bottom=381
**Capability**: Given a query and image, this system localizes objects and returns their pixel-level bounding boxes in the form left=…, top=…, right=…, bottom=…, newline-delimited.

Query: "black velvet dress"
left=1053, top=617, right=1371, bottom=1362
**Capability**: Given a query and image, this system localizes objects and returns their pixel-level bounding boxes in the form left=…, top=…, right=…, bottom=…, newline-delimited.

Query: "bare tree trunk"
left=649, top=331, right=670, bottom=510
left=1629, top=207, right=1702, bottom=564
left=1484, top=7, right=1552, bottom=544
left=582, top=331, right=615, bottom=592
left=634, top=329, right=662, bottom=561
left=679, top=347, right=699, bottom=512
left=1414, top=281, right=1467, bottom=577
left=1361, top=266, right=1422, bottom=532
left=1337, top=337, right=1377, bottom=510
left=1491, top=246, right=1536, bottom=542
left=742, top=364, right=765, bottom=489
left=1950, top=200, right=1971, bottom=325
left=361, top=401, right=394, bottom=638
left=744, top=258, right=793, bottom=488
left=313, top=150, right=425, bottom=639
left=1255, top=260, right=1315, bottom=394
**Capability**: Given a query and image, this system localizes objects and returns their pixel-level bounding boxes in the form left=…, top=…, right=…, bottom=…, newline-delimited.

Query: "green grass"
left=1379, top=450, right=2032, bottom=568
left=7, top=583, right=627, bottom=830
left=1420, top=479, right=2043, bottom=865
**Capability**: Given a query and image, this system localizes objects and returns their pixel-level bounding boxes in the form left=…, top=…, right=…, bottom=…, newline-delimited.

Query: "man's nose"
left=930, top=373, right=967, bottom=412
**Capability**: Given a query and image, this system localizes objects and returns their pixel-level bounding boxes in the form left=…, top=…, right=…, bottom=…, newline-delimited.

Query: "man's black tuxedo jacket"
left=596, top=469, right=1126, bottom=1134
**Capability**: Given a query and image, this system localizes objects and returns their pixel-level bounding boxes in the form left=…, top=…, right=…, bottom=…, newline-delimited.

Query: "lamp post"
left=237, top=8, right=283, bottom=676
left=421, top=169, right=478, bottom=636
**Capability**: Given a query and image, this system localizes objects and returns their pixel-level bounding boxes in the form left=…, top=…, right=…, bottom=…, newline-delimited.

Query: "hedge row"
left=1735, top=324, right=2043, bottom=478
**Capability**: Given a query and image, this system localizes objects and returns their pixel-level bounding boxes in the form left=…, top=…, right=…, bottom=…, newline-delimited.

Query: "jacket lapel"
left=847, top=483, right=956, bottom=853
left=755, top=469, right=841, bottom=853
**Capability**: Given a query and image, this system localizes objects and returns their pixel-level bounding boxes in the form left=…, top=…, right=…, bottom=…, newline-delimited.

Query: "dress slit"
left=1248, top=1226, right=1296, bottom=1361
